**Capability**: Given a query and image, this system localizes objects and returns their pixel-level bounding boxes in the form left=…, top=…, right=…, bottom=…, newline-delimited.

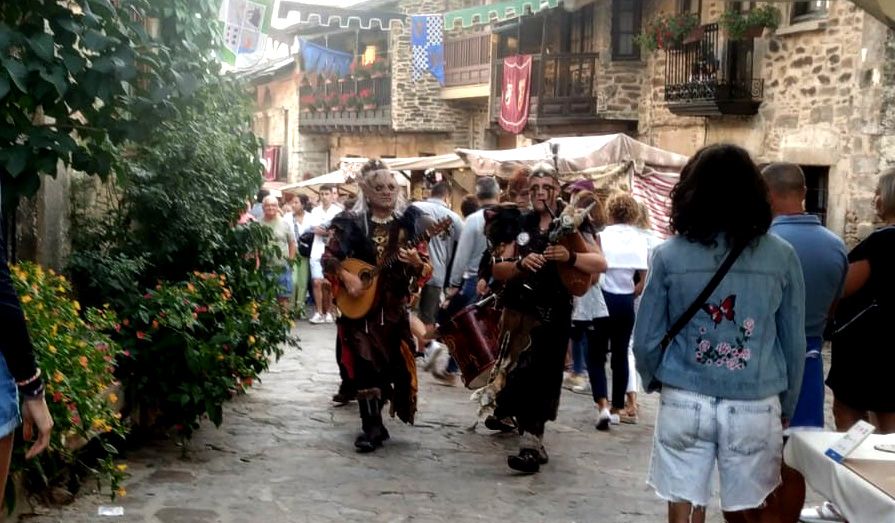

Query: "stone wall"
left=593, top=0, right=645, bottom=120
left=251, top=69, right=302, bottom=181
left=637, top=0, right=895, bottom=243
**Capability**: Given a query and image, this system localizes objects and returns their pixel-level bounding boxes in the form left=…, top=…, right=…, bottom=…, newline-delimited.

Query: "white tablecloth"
left=784, top=432, right=895, bottom=523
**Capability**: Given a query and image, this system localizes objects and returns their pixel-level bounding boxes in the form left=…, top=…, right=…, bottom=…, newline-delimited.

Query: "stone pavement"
left=23, top=322, right=821, bottom=523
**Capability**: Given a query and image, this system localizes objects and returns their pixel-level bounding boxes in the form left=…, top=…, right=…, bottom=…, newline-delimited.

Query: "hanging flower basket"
left=719, top=5, right=781, bottom=41
left=633, top=13, right=700, bottom=52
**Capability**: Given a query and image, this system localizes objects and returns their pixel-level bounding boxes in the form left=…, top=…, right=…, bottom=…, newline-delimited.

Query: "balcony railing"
left=444, top=32, right=491, bottom=87
left=299, top=75, right=391, bottom=132
left=490, top=52, right=599, bottom=126
left=664, top=23, right=763, bottom=116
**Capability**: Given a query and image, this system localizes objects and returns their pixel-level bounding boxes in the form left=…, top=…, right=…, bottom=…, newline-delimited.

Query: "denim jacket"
left=632, top=233, right=806, bottom=418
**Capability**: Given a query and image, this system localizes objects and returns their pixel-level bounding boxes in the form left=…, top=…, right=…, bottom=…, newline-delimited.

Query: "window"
left=570, top=4, right=595, bottom=54
left=679, top=0, right=700, bottom=16
left=791, top=1, right=829, bottom=23
left=612, top=0, right=642, bottom=61
left=802, top=165, right=830, bottom=225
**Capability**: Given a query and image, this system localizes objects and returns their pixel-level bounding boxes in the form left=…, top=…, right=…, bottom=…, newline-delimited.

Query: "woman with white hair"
left=827, top=167, right=895, bottom=434
left=322, top=159, right=433, bottom=452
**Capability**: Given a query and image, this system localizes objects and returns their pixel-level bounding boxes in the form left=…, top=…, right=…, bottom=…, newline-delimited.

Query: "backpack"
left=298, top=231, right=314, bottom=258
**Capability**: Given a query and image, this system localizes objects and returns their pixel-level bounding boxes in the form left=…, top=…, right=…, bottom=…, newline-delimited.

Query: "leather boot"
left=355, top=397, right=388, bottom=453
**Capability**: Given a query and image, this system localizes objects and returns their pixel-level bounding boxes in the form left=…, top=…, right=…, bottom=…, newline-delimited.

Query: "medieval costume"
left=322, top=165, right=432, bottom=453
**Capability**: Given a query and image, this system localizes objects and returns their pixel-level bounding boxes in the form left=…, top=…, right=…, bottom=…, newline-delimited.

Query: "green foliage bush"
left=9, top=263, right=127, bottom=506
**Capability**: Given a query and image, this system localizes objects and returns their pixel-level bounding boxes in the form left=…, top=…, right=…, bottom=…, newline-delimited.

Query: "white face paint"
left=364, top=171, right=398, bottom=212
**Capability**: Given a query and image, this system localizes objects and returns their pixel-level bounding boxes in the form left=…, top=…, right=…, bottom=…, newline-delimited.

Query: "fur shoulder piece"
left=483, top=204, right=525, bottom=246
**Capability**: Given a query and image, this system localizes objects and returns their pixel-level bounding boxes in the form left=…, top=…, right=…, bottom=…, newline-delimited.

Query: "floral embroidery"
left=695, top=317, right=755, bottom=371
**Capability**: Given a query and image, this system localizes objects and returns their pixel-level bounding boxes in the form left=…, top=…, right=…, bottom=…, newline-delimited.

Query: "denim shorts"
left=647, top=387, right=783, bottom=511
left=276, top=266, right=293, bottom=299
left=0, top=357, right=20, bottom=438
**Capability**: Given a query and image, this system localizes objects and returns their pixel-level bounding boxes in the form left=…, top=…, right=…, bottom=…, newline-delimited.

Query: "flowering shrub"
left=10, top=262, right=127, bottom=504
left=114, top=224, right=297, bottom=439
left=299, top=94, right=317, bottom=111
left=633, top=13, right=699, bottom=51
left=358, top=88, right=375, bottom=104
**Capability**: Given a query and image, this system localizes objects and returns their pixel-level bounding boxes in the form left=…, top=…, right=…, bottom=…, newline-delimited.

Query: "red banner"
left=262, top=146, right=280, bottom=181
left=498, top=55, right=532, bottom=135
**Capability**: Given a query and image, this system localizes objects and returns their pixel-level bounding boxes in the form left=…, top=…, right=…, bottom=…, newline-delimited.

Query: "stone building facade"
left=636, top=0, right=895, bottom=243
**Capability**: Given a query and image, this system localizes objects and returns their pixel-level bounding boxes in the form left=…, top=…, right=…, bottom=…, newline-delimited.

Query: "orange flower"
left=79, top=356, right=89, bottom=368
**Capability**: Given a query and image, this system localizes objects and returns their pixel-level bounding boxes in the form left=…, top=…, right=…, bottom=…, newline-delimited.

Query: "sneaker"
left=563, top=373, right=585, bottom=391
left=424, top=342, right=450, bottom=376
left=571, top=380, right=591, bottom=394
left=324, top=313, right=335, bottom=323
left=309, top=312, right=325, bottom=324
left=609, top=413, right=621, bottom=425
left=800, top=502, right=846, bottom=522
left=596, top=408, right=612, bottom=431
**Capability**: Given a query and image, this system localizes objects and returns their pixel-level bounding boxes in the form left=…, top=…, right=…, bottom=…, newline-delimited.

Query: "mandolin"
left=335, top=217, right=453, bottom=319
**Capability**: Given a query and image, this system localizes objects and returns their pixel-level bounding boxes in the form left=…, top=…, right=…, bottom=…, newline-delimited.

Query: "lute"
left=335, top=217, right=453, bottom=319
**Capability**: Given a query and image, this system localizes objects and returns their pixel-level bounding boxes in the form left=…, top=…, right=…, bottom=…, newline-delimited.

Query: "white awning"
left=339, top=153, right=466, bottom=172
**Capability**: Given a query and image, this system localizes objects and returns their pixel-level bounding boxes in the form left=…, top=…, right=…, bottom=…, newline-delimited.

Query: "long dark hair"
left=670, top=144, right=771, bottom=246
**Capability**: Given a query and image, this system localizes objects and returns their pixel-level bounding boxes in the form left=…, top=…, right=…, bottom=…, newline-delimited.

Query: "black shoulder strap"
left=659, top=240, right=749, bottom=350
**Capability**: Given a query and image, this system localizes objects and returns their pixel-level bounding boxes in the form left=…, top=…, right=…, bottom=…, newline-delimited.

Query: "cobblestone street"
left=26, top=323, right=837, bottom=523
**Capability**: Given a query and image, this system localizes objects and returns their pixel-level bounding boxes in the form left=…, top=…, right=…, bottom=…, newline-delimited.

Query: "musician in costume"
left=478, top=163, right=607, bottom=473
left=322, top=160, right=433, bottom=452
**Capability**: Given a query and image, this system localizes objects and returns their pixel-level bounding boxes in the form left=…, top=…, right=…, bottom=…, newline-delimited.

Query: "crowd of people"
left=278, top=147, right=895, bottom=523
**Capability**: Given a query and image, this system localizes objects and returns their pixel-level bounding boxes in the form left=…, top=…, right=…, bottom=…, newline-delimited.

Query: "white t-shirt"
left=600, top=224, right=650, bottom=295
left=293, top=211, right=313, bottom=238
left=309, top=203, right=343, bottom=260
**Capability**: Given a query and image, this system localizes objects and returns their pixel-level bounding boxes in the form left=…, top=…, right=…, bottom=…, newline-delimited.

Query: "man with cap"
left=475, top=163, right=606, bottom=473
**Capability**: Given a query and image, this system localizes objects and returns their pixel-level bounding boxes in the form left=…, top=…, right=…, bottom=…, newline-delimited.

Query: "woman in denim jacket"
left=632, top=144, right=806, bottom=523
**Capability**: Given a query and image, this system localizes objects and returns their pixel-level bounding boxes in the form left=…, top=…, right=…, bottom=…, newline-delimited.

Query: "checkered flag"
left=411, top=14, right=444, bottom=85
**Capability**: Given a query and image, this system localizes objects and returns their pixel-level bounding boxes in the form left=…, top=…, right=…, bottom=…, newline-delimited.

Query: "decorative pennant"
left=444, top=0, right=559, bottom=30
left=220, top=0, right=274, bottom=65
left=272, top=0, right=405, bottom=31
left=411, top=15, right=444, bottom=85
left=499, top=55, right=532, bottom=135
left=299, top=39, right=353, bottom=77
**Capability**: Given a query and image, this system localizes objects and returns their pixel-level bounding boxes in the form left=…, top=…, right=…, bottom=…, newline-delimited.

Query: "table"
left=784, top=431, right=895, bottom=523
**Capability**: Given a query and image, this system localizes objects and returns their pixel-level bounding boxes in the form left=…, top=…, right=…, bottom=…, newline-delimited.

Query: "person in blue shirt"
left=633, top=144, right=806, bottom=523
left=762, top=163, right=848, bottom=522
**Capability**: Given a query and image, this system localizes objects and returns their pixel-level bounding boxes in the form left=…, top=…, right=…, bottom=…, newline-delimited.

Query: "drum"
left=439, top=301, right=501, bottom=389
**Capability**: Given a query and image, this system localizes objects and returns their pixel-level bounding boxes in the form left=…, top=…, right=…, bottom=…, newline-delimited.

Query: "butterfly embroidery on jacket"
left=702, top=295, right=736, bottom=327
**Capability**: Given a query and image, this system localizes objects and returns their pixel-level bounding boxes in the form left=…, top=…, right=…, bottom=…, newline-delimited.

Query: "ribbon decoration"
left=299, top=39, right=353, bottom=77
left=499, top=55, right=532, bottom=135
left=220, top=0, right=274, bottom=65
left=272, top=0, right=405, bottom=31
left=443, top=0, right=559, bottom=29
left=411, top=15, right=445, bottom=86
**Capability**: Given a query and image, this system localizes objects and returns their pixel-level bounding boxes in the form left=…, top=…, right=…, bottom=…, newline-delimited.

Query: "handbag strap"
left=659, top=239, right=749, bottom=351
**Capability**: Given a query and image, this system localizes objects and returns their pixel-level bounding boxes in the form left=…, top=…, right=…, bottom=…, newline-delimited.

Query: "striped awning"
left=443, top=0, right=559, bottom=30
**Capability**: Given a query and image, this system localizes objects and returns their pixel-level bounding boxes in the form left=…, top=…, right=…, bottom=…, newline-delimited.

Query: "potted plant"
left=370, top=57, right=388, bottom=78
left=299, top=94, right=317, bottom=112
left=325, top=93, right=340, bottom=111
left=633, top=13, right=700, bottom=52
left=345, top=93, right=363, bottom=112
left=351, top=60, right=370, bottom=80
left=720, top=5, right=781, bottom=40
left=313, top=93, right=326, bottom=112
left=338, top=93, right=352, bottom=112
left=359, top=88, right=376, bottom=111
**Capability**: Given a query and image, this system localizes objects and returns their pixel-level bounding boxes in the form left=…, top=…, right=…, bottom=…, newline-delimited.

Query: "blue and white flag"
left=411, top=15, right=444, bottom=86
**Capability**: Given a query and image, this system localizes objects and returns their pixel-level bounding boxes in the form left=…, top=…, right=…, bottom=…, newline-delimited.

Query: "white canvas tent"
left=456, top=134, right=688, bottom=239
left=339, top=154, right=465, bottom=172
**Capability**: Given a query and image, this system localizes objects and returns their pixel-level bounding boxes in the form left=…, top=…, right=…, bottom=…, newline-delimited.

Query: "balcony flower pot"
left=362, top=103, right=377, bottom=111
left=720, top=5, right=781, bottom=40
left=634, top=13, right=699, bottom=51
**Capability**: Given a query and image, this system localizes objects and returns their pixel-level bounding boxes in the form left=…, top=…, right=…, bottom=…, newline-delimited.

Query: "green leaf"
left=61, top=52, right=86, bottom=74
left=4, top=147, right=27, bottom=177
left=53, top=17, right=81, bottom=34
left=39, top=67, right=67, bottom=97
left=81, top=29, right=110, bottom=51
left=27, top=33, right=55, bottom=62
left=0, top=77, right=8, bottom=101
left=2, top=58, right=28, bottom=92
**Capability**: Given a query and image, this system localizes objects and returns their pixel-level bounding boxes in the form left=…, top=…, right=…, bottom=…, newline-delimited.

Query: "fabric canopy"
left=444, top=0, right=559, bottom=29
left=340, top=154, right=465, bottom=172
left=299, top=39, right=353, bottom=76
left=456, top=134, right=688, bottom=238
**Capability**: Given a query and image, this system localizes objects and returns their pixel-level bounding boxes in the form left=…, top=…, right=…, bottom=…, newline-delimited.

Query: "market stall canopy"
left=455, top=134, right=688, bottom=179
left=292, top=169, right=349, bottom=188
left=339, top=154, right=465, bottom=172
left=457, top=134, right=688, bottom=239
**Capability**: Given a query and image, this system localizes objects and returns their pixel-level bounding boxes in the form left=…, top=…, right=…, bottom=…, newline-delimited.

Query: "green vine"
left=719, top=5, right=781, bottom=40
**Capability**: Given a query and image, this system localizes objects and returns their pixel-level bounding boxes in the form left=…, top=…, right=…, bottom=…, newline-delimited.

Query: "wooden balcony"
left=664, top=23, right=763, bottom=116
left=490, top=53, right=600, bottom=127
left=444, top=32, right=491, bottom=88
left=298, top=76, right=392, bottom=133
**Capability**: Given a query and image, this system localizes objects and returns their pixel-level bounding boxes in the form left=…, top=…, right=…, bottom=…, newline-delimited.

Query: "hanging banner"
left=444, top=0, right=559, bottom=30
left=271, top=0, right=405, bottom=31
left=299, top=39, right=353, bottom=77
left=262, top=146, right=281, bottom=181
left=499, top=55, right=532, bottom=135
left=220, top=0, right=274, bottom=65
left=411, top=15, right=445, bottom=86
